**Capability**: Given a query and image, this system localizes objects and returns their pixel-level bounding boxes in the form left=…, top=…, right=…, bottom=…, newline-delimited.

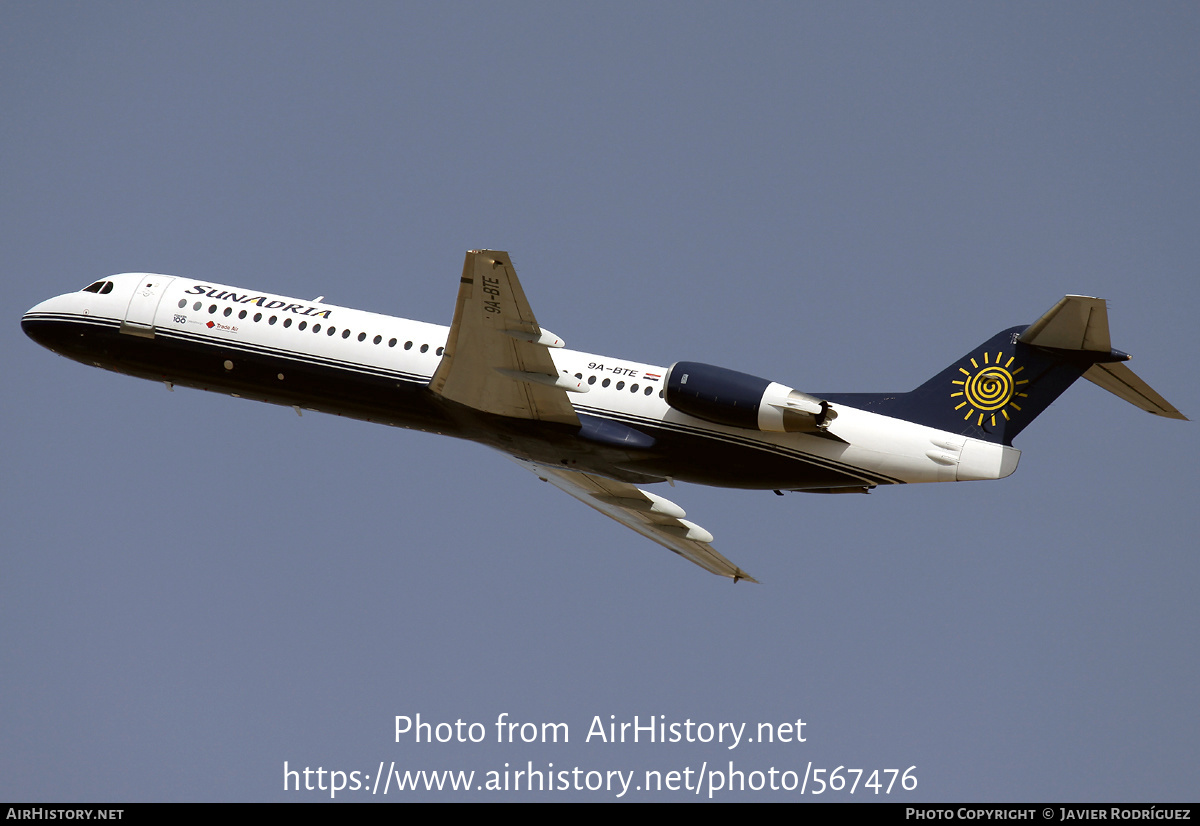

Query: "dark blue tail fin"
left=826, top=327, right=1099, bottom=444
left=826, top=296, right=1187, bottom=444
left=823, top=295, right=1187, bottom=443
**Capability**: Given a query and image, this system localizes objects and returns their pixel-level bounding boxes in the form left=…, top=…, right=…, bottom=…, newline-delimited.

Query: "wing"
left=512, top=457, right=758, bottom=583
left=429, top=250, right=584, bottom=425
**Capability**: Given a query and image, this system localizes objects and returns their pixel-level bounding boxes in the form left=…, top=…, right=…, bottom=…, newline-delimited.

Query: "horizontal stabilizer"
left=1017, top=295, right=1186, bottom=420
left=1018, top=295, right=1111, bottom=351
left=1083, top=361, right=1188, bottom=420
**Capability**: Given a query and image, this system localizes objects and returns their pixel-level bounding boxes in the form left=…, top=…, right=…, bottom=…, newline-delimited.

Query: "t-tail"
left=825, top=296, right=1187, bottom=445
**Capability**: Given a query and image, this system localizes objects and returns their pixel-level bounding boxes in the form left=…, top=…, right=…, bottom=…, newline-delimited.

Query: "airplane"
left=22, top=250, right=1187, bottom=583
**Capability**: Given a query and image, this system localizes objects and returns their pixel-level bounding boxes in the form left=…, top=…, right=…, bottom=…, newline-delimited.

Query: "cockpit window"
left=82, top=280, right=113, bottom=294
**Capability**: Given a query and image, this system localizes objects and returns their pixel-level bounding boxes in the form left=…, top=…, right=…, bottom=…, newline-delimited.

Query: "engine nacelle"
left=664, top=361, right=837, bottom=433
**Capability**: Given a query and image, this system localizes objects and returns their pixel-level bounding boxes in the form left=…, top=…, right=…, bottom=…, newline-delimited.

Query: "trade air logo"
left=951, top=351, right=1028, bottom=428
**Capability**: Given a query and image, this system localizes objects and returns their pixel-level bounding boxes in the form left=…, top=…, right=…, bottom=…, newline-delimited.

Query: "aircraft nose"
left=23, top=299, right=55, bottom=347
left=22, top=294, right=77, bottom=352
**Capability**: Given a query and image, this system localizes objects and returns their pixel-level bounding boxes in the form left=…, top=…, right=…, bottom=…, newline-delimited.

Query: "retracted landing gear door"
left=121, top=275, right=176, bottom=338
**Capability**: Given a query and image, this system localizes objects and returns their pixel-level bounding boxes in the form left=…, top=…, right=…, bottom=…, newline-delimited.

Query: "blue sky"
left=3, top=3, right=1197, bottom=801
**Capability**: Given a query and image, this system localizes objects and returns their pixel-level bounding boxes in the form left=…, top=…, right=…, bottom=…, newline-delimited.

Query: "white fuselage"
left=23, top=272, right=1020, bottom=492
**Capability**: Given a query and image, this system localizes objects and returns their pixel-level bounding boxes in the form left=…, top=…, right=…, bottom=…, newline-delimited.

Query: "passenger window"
left=238, top=310, right=247, bottom=319
left=313, top=324, right=321, bottom=333
left=436, top=346, right=444, bottom=356
left=328, top=327, right=337, bottom=336
left=404, top=341, right=413, bottom=350
left=193, top=302, right=202, bottom=311
left=269, top=316, right=277, bottom=325
left=283, top=317, right=292, bottom=328
left=587, top=376, right=596, bottom=385
left=209, top=304, right=217, bottom=314
left=299, top=321, right=307, bottom=331
left=388, top=338, right=397, bottom=347
left=644, top=386, right=653, bottom=396
left=223, top=307, right=232, bottom=317
left=358, top=332, right=366, bottom=342
left=177, top=299, right=186, bottom=309
left=373, top=335, right=382, bottom=345
left=602, top=378, right=611, bottom=388
left=616, top=381, right=625, bottom=390
left=420, top=344, right=429, bottom=353
left=343, top=329, right=351, bottom=339
left=254, top=312, right=262, bottom=322
left=630, top=384, right=638, bottom=393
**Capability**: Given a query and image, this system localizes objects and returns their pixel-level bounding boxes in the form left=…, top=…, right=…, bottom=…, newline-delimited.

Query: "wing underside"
left=512, top=458, right=758, bottom=583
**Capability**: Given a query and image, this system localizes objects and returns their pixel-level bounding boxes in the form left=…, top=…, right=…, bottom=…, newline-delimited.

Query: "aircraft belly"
left=504, top=437, right=860, bottom=489
left=615, top=432, right=875, bottom=490
left=492, top=418, right=891, bottom=490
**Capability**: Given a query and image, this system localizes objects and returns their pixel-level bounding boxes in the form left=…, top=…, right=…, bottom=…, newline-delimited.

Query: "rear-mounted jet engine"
left=663, top=361, right=838, bottom=433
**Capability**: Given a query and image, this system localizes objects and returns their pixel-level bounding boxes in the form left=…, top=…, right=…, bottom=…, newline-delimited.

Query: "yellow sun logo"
left=950, top=351, right=1028, bottom=427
